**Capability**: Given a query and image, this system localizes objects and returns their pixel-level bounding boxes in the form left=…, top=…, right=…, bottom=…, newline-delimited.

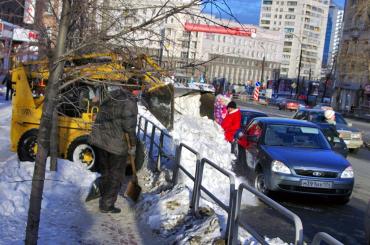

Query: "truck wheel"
left=17, top=129, right=38, bottom=162
left=67, top=136, right=97, bottom=170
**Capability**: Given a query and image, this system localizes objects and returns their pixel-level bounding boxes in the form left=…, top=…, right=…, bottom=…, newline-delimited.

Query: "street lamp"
left=258, top=42, right=266, bottom=84
left=284, top=32, right=303, bottom=97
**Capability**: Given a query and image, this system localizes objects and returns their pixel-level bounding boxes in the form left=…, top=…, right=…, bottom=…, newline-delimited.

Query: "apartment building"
left=322, top=1, right=344, bottom=73
left=260, top=0, right=330, bottom=81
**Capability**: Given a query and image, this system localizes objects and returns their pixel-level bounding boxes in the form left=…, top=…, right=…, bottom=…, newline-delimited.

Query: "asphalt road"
left=235, top=100, right=370, bottom=244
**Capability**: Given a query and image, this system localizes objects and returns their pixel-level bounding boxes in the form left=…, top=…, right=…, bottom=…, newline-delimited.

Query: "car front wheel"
left=254, top=172, right=270, bottom=195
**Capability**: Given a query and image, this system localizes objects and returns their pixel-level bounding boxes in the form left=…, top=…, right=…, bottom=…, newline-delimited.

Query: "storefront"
left=0, top=20, right=15, bottom=74
left=12, top=27, right=39, bottom=62
left=334, top=82, right=362, bottom=112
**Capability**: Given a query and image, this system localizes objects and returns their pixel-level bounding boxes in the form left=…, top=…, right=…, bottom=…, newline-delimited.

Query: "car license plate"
left=301, top=180, right=333, bottom=189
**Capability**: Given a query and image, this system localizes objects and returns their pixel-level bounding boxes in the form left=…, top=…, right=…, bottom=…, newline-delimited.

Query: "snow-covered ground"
left=0, top=99, right=165, bottom=244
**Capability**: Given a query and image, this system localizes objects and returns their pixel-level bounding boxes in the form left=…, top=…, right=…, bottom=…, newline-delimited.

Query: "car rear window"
left=264, top=124, right=330, bottom=149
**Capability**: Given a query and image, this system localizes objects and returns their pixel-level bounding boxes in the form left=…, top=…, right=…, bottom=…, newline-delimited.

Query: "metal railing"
left=311, top=232, right=344, bottom=245
left=233, top=183, right=303, bottom=245
left=137, top=116, right=174, bottom=170
left=136, top=115, right=344, bottom=245
left=193, top=158, right=237, bottom=244
left=172, top=143, right=201, bottom=213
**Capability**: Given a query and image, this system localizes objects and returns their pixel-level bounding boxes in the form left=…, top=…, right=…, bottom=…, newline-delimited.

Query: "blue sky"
left=202, top=0, right=345, bottom=25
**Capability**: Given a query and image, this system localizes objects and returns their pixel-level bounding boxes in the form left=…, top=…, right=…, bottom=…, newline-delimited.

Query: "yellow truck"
left=10, top=53, right=214, bottom=170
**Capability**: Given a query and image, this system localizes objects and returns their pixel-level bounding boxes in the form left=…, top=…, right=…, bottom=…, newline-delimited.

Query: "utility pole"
left=296, top=48, right=303, bottom=97
left=260, top=55, right=265, bottom=83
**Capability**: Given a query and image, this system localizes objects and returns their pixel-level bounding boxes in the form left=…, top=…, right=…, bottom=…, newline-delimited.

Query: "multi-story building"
left=322, top=1, right=344, bottom=74
left=197, top=15, right=283, bottom=84
left=112, top=1, right=283, bottom=84
left=260, top=0, right=330, bottom=81
left=334, top=0, right=370, bottom=112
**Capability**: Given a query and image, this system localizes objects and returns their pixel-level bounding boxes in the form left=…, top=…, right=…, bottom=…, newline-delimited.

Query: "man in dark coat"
left=2, top=71, right=12, bottom=101
left=89, top=87, right=138, bottom=213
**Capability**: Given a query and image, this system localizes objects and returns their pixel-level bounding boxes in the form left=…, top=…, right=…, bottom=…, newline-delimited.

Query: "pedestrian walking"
left=221, top=101, right=241, bottom=154
left=2, top=71, right=13, bottom=101
left=88, top=87, right=138, bottom=213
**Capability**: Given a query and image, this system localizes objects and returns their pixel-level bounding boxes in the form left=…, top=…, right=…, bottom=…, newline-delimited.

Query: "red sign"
left=184, top=23, right=257, bottom=37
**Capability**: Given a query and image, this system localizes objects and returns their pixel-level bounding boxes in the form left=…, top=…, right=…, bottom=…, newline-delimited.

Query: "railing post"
left=193, top=159, right=205, bottom=215
left=157, top=131, right=165, bottom=171
left=149, top=124, right=156, bottom=159
left=172, top=143, right=182, bottom=185
left=226, top=185, right=236, bottom=244
left=136, top=116, right=142, bottom=137
left=190, top=156, right=201, bottom=215
left=143, top=120, right=149, bottom=141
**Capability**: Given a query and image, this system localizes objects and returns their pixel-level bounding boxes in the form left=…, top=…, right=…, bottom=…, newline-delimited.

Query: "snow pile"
left=137, top=185, right=191, bottom=235
left=137, top=184, right=223, bottom=244
left=174, top=94, right=201, bottom=117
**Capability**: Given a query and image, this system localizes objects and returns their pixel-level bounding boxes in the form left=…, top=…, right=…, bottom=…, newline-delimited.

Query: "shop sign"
left=24, top=0, right=36, bottom=24
left=13, top=28, right=39, bottom=42
left=0, top=22, right=14, bottom=39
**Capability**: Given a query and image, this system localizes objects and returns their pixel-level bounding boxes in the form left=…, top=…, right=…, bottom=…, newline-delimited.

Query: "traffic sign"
left=291, top=82, right=297, bottom=89
left=255, top=81, right=261, bottom=87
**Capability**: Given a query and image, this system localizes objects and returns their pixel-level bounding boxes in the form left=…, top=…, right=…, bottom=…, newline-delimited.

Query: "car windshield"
left=264, top=124, right=330, bottom=149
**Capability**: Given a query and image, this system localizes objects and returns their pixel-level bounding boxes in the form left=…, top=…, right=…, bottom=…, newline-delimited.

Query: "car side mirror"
left=247, top=135, right=259, bottom=143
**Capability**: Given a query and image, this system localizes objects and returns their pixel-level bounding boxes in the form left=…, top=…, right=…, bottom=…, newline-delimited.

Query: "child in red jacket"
left=221, top=101, right=242, bottom=154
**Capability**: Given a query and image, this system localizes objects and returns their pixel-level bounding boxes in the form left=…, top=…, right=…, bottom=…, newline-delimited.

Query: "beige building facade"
left=334, top=0, right=370, bottom=112
left=260, top=0, right=330, bottom=81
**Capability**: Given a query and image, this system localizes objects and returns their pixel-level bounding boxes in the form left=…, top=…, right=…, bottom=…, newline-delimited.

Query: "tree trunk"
left=25, top=0, right=71, bottom=244
left=50, top=108, right=58, bottom=171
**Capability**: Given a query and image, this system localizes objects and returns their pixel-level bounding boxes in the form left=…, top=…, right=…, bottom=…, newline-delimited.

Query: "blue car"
left=238, top=117, right=354, bottom=204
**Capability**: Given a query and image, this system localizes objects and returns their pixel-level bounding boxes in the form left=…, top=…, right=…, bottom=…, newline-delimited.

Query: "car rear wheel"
left=67, top=136, right=97, bottom=171
left=17, top=129, right=38, bottom=162
left=254, top=171, right=269, bottom=195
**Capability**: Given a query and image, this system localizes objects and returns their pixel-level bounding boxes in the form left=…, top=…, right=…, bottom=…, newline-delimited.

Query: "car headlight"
left=271, top=160, right=291, bottom=174
left=351, top=133, right=362, bottom=139
left=341, top=166, right=354, bottom=179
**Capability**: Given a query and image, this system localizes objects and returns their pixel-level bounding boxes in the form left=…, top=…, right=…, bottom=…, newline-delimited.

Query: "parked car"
left=238, top=117, right=354, bottom=203
left=278, top=99, right=300, bottom=111
left=365, top=199, right=370, bottom=245
left=292, top=108, right=363, bottom=153
left=240, top=109, right=268, bottom=127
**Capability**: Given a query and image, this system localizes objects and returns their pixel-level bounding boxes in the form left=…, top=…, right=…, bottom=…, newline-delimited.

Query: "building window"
left=181, top=52, right=188, bottom=58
